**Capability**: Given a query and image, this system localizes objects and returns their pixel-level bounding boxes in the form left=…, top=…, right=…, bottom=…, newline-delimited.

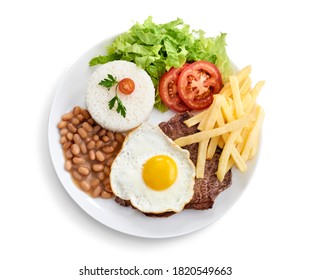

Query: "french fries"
left=174, top=65, right=265, bottom=181
left=174, top=109, right=256, bottom=147
left=196, top=95, right=222, bottom=178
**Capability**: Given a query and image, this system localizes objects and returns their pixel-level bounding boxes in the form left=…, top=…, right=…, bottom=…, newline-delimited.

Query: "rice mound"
left=85, top=61, right=155, bottom=132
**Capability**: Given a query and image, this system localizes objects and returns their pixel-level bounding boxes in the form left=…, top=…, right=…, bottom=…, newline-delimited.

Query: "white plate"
left=48, top=36, right=259, bottom=238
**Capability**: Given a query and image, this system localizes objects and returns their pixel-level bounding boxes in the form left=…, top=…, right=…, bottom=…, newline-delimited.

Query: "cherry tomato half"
left=159, top=64, right=191, bottom=112
left=177, top=61, right=222, bottom=110
left=118, top=78, right=135, bottom=94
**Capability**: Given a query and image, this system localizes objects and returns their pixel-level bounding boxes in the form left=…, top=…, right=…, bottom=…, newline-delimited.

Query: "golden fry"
left=230, top=75, right=244, bottom=118
left=242, top=93, right=252, bottom=109
left=248, top=138, right=258, bottom=160
left=217, top=137, right=225, bottom=149
left=221, top=87, right=232, bottom=98
left=175, top=108, right=256, bottom=147
left=215, top=111, right=247, bottom=173
left=196, top=139, right=210, bottom=178
left=240, top=76, right=252, bottom=97
left=241, top=106, right=265, bottom=161
left=221, top=65, right=252, bottom=93
left=237, top=65, right=252, bottom=85
left=198, top=95, right=223, bottom=131
left=251, top=80, right=265, bottom=99
left=244, top=80, right=265, bottom=114
left=196, top=96, right=223, bottom=178
left=217, top=129, right=241, bottom=181
left=184, top=110, right=208, bottom=127
left=206, top=136, right=219, bottom=160
left=221, top=98, right=235, bottom=122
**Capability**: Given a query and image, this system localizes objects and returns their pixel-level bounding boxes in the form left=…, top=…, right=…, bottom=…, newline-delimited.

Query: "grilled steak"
left=159, top=112, right=232, bottom=210
left=115, top=112, right=232, bottom=215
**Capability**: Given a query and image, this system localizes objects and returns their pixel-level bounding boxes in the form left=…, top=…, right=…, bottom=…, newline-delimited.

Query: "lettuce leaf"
left=90, top=16, right=233, bottom=111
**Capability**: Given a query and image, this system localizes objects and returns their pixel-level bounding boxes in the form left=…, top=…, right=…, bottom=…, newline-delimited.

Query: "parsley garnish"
left=98, top=74, right=118, bottom=88
left=108, top=95, right=127, bottom=118
left=98, top=75, right=127, bottom=118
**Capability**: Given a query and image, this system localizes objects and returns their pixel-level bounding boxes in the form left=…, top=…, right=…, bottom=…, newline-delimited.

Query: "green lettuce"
left=89, top=16, right=233, bottom=112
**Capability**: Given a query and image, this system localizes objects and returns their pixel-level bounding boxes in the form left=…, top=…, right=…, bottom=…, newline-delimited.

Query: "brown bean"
left=98, top=172, right=105, bottom=181
left=77, top=114, right=84, bottom=122
left=98, top=129, right=106, bottom=137
left=72, top=170, right=83, bottom=181
left=115, top=133, right=124, bottom=143
left=73, top=133, right=82, bottom=144
left=60, top=107, right=123, bottom=201
left=82, top=110, right=91, bottom=119
left=62, top=112, right=73, bottom=121
left=80, top=181, right=91, bottom=192
left=82, top=122, right=93, bottom=132
left=78, top=127, right=88, bottom=139
left=95, top=140, right=103, bottom=149
left=103, top=177, right=110, bottom=188
left=66, top=132, right=73, bottom=141
left=65, top=160, right=72, bottom=171
left=89, top=150, right=96, bottom=160
left=71, top=117, right=80, bottom=125
left=111, top=140, right=118, bottom=149
left=93, top=125, right=101, bottom=134
left=73, top=106, right=81, bottom=116
left=90, top=178, right=100, bottom=188
left=67, top=123, right=77, bottom=133
left=78, top=166, right=90, bottom=176
left=107, top=131, right=115, bottom=141
left=102, top=135, right=109, bottom=143
left=73, top=156, right=84, bottom=165
left=104, top=184, right=112, bottom=193
left=105, top=157, right=114, bottom=167
left=95, top=151, right=105, bottom=162
left=57, top=120, right=67, bottom=129
left=87, top=140, right=95, bottom=150
left=62, top=142, right=71, bottom=150
left=60, top=128, right=68, bottom=136
left=92, top=164, right=104, bottom=172
left=92, top=186, right=102, bottom=197
left=104, top=166, right=110, bottom=176
left=87, top=118, right=95, bottom=126
left=85, top=136, right=92, bottom=143
left=60, top=136, right=67, bottom=144
left=101, top=191, right=112, bottom=199
left=65, top=149, right=73, bottom=159
left=80, top=142, right=87, bottom=154
left=102, top=145, right=114, bottom=153
left=71, top=144, right=80, bottom=155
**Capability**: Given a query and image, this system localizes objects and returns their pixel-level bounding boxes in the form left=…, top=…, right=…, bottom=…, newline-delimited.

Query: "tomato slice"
left=177, top=61, right=223, bottom=110
left=118, top=78, right=135, bottom=94
left=159, top=64, right=191, bottom=112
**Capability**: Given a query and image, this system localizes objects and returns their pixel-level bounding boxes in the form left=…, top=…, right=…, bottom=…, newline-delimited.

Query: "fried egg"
left=110, top=122, right=195, bottom=214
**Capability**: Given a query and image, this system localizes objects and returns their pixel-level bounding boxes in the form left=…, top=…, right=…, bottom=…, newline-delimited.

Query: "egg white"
left=110, top=122, right=195, bottom=214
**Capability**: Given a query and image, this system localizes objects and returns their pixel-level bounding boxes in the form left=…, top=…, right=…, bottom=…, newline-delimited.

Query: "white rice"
left=85, top=61, right=155, bottom=132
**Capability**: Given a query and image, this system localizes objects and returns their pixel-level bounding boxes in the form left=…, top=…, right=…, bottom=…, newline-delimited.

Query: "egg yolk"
left=142, top=155, right=178, bottom=191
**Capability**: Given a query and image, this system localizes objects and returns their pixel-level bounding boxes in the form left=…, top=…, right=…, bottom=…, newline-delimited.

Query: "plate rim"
left=48, top=35, right=260, bottom=239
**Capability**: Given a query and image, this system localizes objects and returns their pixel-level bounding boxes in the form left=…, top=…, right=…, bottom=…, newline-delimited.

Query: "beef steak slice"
left=158, top=112, right=232, bottom=210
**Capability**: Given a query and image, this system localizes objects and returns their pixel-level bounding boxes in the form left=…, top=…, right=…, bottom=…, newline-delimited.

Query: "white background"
left=1, top=0, right=310, bottom=279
